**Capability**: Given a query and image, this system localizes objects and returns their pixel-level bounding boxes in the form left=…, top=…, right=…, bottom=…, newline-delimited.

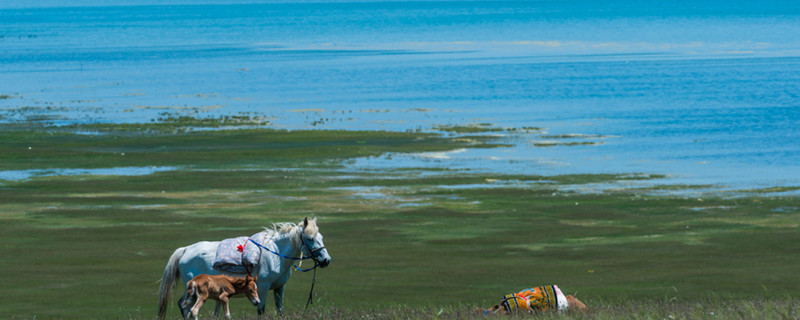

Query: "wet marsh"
left=1, top=121, right=798, bottom=319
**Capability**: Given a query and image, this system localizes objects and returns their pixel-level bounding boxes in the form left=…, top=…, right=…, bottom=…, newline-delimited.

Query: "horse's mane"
left=262, top=219, right=318, bottom=247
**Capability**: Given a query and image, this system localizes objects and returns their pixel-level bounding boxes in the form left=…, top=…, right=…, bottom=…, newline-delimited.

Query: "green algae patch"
left=737, top=185, right=800, bottom=194
left=533, top=140, right=602, bottom=147
left=0, top=125, right=506, bottom=171
left=434, top=123, right=506, bottom=133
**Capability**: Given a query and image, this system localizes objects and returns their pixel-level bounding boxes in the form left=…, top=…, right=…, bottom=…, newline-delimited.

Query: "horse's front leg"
left=257, top=285, right=268, bottom=315
left=273, top=285, right=285, bottom=315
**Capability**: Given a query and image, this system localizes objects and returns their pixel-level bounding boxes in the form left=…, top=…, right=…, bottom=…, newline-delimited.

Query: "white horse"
left=158, top=217, right=331, bottom=319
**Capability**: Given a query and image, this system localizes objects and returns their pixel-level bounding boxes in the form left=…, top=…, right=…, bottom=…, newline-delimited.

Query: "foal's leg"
left=273, top=285, right=286, bottom=315
left=190, top=297, right=205, bottom=320
left=215, top=293, right=231, bottom=320
left=221, top=298, right=231, bottom=320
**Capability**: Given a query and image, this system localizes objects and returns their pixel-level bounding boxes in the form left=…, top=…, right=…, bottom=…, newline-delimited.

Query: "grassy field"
left=1, top=120, right=798, bottom=319
left=202, top=298, right=800, bottom=320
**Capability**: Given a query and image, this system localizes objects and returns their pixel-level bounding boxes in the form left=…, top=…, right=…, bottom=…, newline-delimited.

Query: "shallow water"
left=2, top=1, right=799, bottom=189
left=0, top=166, right=180, bottom=181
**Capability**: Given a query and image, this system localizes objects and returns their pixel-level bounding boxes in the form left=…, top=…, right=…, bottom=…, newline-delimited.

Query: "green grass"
left=1, top=123, right=798, bottom=319
left=148, top=297, right=799, bottom=320
left=226, top=297, right=800, bottom=320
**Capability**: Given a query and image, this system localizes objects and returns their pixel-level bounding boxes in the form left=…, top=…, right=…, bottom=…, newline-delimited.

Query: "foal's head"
left=243, top=276, right=260, bottom=306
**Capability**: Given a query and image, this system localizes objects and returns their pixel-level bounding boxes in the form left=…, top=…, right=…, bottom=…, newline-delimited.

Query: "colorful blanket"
left=212, top=232, right=266, bottom=274
left=501, top=285, right=566, bottom=312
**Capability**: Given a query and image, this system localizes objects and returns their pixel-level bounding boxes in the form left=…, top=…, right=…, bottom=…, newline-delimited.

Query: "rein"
left=246, top=236, right=323, bottom=309
left=304, top=262, right=317, bottom=310
left=247, top=238, right=324, bottom=270
left=247, top=238, right=313, bottom=261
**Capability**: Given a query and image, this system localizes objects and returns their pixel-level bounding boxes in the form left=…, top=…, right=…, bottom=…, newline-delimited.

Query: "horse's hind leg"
left=178, top=295, right=185, bottom=318
left=179, top=282, right=195, bottom=319
left=183, top=296, right=198, bottom=320
left=178, top=293, right=191, bottom=319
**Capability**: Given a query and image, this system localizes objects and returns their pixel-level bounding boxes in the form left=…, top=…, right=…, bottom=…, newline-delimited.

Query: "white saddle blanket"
left=212, top=232, right=265, bottom=274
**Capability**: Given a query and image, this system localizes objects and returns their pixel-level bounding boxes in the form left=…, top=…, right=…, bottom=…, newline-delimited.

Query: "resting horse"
left=158, top=218, right=331, bottom=319
left=482, top=285, right=587, bottom=315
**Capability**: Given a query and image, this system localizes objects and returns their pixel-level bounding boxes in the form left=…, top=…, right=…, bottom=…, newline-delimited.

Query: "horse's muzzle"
left=318, top=257, right=331, bottom=268
left=251, top=298, right=261, bottom=306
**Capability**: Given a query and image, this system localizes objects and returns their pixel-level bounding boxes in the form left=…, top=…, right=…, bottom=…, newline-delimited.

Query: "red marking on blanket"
left=237, top=245, right=244, bottom=252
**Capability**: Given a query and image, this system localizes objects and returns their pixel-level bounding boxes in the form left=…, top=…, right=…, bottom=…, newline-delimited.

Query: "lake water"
left=2, top=1, right=799, bottom=191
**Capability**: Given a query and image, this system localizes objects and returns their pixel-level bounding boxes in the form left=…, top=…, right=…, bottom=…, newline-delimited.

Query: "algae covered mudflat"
left=0, top=120, right=508, bottom=171
left=1, top=120, right=798, bottom=319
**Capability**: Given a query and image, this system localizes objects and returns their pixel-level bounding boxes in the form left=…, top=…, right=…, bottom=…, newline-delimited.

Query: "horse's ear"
left=302, top=217, right=309, bottom=227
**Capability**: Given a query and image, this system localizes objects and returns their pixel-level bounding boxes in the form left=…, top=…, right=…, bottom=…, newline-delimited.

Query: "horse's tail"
left=158, top=246, right=186, bottom=320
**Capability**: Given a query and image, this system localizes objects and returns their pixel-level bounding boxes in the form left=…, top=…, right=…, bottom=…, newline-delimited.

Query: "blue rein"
left=247, top=238, right=318, bottom=272
left=247, top=234, right=321, bottom=309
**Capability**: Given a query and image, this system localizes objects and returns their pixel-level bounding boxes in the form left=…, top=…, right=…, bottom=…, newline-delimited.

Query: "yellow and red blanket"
left=500, top=285, right=565, bottom=312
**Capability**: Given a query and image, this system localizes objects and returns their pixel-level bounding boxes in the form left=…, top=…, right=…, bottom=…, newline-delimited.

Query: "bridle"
left=246, top=226, right=327, bottom=310
left=246, top=234, right=324, bottom=271
left=299, top=231, right=326, bottom=261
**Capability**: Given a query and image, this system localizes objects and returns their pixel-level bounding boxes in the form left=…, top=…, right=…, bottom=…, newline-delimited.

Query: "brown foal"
left=179, top=274, right=260, bottom=320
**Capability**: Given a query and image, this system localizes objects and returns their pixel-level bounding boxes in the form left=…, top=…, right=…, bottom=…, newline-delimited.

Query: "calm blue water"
left=2, top=1, right=799, bottom=191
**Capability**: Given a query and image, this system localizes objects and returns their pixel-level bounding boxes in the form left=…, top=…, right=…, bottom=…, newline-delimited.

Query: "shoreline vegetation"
left=1, top=116, right=798, bottom=319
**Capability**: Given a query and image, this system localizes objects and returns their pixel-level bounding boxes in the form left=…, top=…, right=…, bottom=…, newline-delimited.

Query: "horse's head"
left=299, top=217, right=331, bottom=268
left=566, top=295, right=587, bottom=311
left=244, top=275, right=261, bottom=306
